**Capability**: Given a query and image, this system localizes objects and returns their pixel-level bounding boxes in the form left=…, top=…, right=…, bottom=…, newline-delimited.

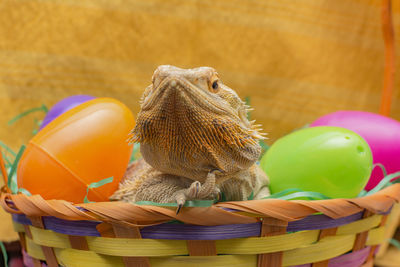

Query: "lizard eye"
left=211, top=80, right=219, bottom=92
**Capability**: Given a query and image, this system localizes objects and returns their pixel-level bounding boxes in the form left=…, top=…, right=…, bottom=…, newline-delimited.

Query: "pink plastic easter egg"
left=311, top=111, right=400, bottom=190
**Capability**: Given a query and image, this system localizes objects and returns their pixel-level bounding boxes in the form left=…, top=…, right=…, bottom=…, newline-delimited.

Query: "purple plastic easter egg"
left=311, top=111, right=400, bottom=190
left=40, top=95, right=95, bottom=130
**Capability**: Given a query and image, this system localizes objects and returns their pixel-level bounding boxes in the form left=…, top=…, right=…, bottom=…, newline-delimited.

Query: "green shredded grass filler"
left=8, top=104, right=47, bottom=126
left=7, top=146, right=26, bottom=194
left=0, top=242, right=8, bottom=267
left=135, top=199, right=216, bottom=207
left=0, top=142, right=16, bottom=168
left=1, top=152, right=12, bottom=168
left=0, top=141, right=16, bottom=157
left=84, top=177, right=114, bottom=203
left=389, top=238, right=400, bottom=250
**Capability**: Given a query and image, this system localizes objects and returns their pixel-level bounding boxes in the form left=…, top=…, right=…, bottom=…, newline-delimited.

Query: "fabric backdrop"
left=0, top=0, right=399, bottom=240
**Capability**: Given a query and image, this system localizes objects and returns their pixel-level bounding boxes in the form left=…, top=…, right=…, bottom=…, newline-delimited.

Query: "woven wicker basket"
left=0, top=185, right=400, bottom=267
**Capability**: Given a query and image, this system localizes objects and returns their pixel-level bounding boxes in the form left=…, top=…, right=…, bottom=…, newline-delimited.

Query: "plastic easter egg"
left=260, top=127, right=373, bottom=198
left=17, top=98, right=134, bottom=203
left=311, top=111, right=400, bottom=190
left=40, top=95, right=95, bottom=130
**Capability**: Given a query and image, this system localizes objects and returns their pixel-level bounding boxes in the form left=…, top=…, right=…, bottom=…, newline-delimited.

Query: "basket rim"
left=1, top=183, right=399, bottom=226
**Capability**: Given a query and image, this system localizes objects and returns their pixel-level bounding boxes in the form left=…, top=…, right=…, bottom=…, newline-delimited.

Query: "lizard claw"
left=211, top=186, right=222, bottom=201
left=176, top=204, right=183, bottom=215
left=175, top=192, right=187, bottom=214
left=215, top=188, right=222, bottom=201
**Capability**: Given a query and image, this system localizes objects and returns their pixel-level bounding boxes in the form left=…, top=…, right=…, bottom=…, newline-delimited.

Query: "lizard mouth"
left=141, top=77, right=238, bottom=118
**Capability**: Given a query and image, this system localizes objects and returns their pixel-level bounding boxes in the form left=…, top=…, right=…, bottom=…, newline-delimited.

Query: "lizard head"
left=130, top=65, right=266, bottom=182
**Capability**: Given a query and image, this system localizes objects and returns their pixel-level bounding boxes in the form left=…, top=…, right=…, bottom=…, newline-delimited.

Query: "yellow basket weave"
left=1, top=184, right=400, bottom=267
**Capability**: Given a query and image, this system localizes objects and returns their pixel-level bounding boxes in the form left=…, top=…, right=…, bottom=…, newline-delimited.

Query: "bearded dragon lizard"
left=111, top=65, right=270, bottom=212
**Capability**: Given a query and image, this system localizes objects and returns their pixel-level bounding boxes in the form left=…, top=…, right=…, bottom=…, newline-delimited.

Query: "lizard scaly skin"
left=111, top=65, right=270, bottom=210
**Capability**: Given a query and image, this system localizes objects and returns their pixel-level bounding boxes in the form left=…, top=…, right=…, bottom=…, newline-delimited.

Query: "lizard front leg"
left=175, top=169, right=221, bottom=214
left=113, top=161, right=221, bottom=213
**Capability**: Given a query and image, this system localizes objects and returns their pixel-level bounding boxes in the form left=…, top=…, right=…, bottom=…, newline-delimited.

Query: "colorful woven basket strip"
left=2, top=184, right=399, bottom=225
left=1, top=184, right=399, bottom=267
left=20, top=246, right=376, bottom=267
left=11, top=210, right=384, bottom=240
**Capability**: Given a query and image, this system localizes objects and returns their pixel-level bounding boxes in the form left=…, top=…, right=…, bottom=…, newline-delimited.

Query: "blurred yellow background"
left=0, top=0, right=399, bottom=244
left=0, top=0, right=399, bottom=150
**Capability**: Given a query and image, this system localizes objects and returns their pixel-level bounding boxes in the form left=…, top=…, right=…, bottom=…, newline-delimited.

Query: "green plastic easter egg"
left=260, top=126, right=373, bottom=198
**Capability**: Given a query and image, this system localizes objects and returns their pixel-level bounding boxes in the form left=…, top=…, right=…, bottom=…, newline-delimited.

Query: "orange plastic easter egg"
left=17, top=98, right=134, bottom=203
